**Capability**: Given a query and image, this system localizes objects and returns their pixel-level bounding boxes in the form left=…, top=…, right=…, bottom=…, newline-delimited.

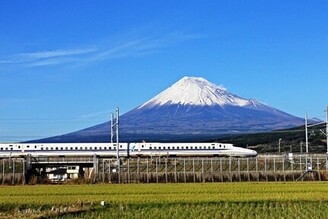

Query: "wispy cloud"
left=18, top=48, right=97, bottom=59
left=0, top=47, right=97, bottom=67
left=0, top=32, right=204, bottom=68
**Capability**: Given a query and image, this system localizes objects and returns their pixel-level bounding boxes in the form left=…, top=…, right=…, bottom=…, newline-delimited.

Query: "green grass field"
left=0, top=182, right=328, bottom=218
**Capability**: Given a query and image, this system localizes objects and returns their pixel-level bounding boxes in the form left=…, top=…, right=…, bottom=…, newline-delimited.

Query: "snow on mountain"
left=139, top=76, right=250, bottom=108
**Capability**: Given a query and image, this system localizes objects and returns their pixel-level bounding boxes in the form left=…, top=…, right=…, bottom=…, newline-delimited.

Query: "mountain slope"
left=33, top=76, right=305, bottom=142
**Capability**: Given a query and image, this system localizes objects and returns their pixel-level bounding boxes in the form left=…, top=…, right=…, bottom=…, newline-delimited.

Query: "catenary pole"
left=305, top=114, right=309, bottom=153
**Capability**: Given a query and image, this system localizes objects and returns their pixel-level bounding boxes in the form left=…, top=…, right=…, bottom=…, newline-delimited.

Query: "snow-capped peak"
left=139, top=76, right=253, bottom=108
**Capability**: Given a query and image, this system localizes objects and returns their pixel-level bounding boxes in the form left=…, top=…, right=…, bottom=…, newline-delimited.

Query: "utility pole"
left=111, top=113, right=114, bottom=144
left=110, top=107, right=120, bottom=171
left=116, top=107, right=119, bottom=169
left=278, top=138, right=282, bottom=153
left=305, top=114, right=309, bottom=154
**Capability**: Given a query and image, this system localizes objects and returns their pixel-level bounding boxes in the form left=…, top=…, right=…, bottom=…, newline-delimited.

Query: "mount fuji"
left=34, top=76, right=305, bottom=142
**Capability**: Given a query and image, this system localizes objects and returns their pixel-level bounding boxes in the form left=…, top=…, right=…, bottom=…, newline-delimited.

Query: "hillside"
left=215, top=124, right=327, bottom=153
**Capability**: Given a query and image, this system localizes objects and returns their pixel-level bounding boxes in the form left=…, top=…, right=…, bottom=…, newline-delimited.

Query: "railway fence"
left=0, top=154, right=328, bottom=184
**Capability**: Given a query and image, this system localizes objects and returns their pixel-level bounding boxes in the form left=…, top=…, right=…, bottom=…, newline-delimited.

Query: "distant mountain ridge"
left=32, top=76, right=305, bottom=143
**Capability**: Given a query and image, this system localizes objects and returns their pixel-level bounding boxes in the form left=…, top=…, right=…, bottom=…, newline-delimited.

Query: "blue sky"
left=1, top=1, right=328, bottom=142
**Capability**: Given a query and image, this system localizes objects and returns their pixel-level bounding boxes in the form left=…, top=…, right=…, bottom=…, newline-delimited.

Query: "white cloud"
left=0, top=32, right=204, bottom=67
left=18, top=48, right=97, bottom=59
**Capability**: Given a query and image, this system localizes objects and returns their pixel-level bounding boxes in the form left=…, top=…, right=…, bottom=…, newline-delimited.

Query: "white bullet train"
left=0, top=142, right=257, bottom=158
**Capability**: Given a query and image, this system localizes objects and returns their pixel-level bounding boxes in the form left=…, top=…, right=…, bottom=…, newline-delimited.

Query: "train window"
left=18, top=146, right=21, bottom=149
left=208, top=146, right=211, bottom=149
left=114, top=147, right=116, bottom=150
left=46, top=147, right=48, bottom=150
left=41, top=148, right=43, bottom=150
left=104, top=147, right=107, bottom=150
left=27, top=145, right=30, bottom=148
left=159, top=147, right=161, bottom=150
left=79, top=147, right=82, bottom=150
left=60, top=147, right=63, bottom=150
left=186, top=146, right=189, bottom=149
left=142, top=145, right=144, bottom=148
left=65, top=147, right=68, bottom=150
left=95, top=147, right=97, bottom=150
left=99, top=147, right=102, bottom=150
left=34, top=146, right=37, bottom=149
left=195, top=146, right=197, bottom=149
left=224, top=145, right=226, bottom=148
left=168, top=147, right=170, bottom=149
left=56, top=147, right=58, bottom=150
left=75, top=147, right=78, bottom=150
left=5, top=148, right=8, bottom=150
left=163, top=147, right=165, bottom=150
left=149, top=147, right=152, bottom=150
left=154, top=147, right=157, bottom=150
left=109, top=147, right=111, bottom=150
left=120, top=145, right=122, bottom=148
left=10, top=148, right=13, bottom=150
left=212, top=146, right=215, bottom=149
left=0, top=148, right=2, bottom=150
left=219, top=144, right=221, bottom=148
left=177, top=146, right=179, bottom=149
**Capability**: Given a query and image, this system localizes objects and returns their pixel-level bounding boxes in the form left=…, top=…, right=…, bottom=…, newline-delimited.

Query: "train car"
left=0, top=142, right=257, bottom=158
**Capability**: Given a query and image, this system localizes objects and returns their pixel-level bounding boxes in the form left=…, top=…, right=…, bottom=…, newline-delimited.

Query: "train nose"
left=247, top=149, right=257, bottom=157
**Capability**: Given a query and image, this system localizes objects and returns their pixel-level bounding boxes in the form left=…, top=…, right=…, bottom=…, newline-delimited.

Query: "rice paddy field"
left=0, top=182, right=328, bottom=218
